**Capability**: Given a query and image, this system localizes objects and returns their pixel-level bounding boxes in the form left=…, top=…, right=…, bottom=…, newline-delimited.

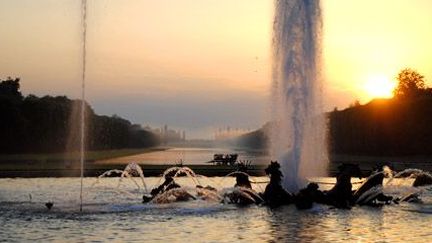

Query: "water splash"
left=151, top=188, right=196, bottom=204
left=94, top=169, right=125, bottom=179
left=394, top=168, right=426, bottom=178
left=91, top=163, right=148, bottom=193
left=120, top=163, right=148, bottom=192
left=355, top=185, right=383, bottom=205
left=224, top=171, right=251, bottom=178
left=386, top=168, right=432, bottom=186
left=220, top=187, right=263, bottom=205
left=196, top=186, right=222, bottom=202
left=160, top=166, right=201, bottom=186
left=382, top=165, right=394, bottom=178
left=270, top=0, right=327, bottom=192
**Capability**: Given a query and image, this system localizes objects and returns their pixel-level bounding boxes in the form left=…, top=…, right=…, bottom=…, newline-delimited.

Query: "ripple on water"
left=0, top=177, right=431, bottom=242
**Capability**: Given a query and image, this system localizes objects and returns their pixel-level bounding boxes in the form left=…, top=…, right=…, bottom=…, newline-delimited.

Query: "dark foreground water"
left=0, top=177, right=431, bottom=242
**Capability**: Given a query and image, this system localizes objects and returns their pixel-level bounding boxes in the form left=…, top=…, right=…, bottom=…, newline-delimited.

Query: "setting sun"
left=363, top=75, right=396, bottom=99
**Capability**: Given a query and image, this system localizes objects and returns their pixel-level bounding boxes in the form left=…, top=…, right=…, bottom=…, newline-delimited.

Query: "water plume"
left=270, top=0, right=327, bottom=192
left=79, top=0, right=88, bottom=212
left=160, top=166, right=201, bottom=186
left=91, top=163, right=148, bottom=193
left=120, top=163, right=148, bottom=192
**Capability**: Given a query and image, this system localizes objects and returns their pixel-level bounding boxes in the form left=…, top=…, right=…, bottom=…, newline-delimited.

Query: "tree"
left=349, top=100, right=361, bottom=108
left=393, top=68, right=426, bottom=99
left=0, top=77, right=160, bottom=153
left=0, top=77, right=22, bottom=97
left=0, top=77, right=25, bottom=153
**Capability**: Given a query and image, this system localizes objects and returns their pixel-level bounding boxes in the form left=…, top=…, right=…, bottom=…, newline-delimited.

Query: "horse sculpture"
left=261, top=161, right=293, bottom=208
left=325, top=163, right=363, bottom=208
left=142, top=175, right=195, bottom=203
left=223, top=162, right=263, bottom=205
left=294, top=182, right=326, bottom=210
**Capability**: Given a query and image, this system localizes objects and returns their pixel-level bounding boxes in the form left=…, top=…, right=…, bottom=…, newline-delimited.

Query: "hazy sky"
left=1, top=0, right=432, bottom=138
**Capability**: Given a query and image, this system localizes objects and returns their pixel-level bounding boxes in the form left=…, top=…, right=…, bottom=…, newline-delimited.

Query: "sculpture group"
left=142, top=161, right=432, bottom=209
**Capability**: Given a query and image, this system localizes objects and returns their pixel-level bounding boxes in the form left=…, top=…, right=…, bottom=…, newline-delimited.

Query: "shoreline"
left=0, top=147, right=169, bottom=163
left=1, top=148, right=431, bottom=178
left=0, top=160, right=430, bottom=178
left=0, top=164, right=268, bottom=178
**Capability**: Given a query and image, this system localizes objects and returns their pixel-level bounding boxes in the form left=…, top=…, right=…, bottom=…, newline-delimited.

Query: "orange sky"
left=1, top=0, right=431, bottom=138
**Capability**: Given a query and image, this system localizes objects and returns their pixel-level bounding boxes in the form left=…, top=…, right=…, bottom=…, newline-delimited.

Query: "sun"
left=363, top=75, right=396, bottom=99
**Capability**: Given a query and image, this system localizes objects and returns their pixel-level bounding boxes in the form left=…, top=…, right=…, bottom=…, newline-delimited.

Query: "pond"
left=0, top=176, right=431, bottom=242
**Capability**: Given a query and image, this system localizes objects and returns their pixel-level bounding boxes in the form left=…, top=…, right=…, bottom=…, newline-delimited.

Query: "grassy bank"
left=0, top=147, right=169, bottom=173
left=0, top=147, right=167, bottom=163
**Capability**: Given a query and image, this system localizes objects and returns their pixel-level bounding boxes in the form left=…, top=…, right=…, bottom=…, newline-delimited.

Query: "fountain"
left=91, top=163, right=149, bottom=194
left=159, top=166, right=202, bottom=186
left=2, top=1, right=432, bottom=241
left=79, top=0, right=88, bottom=212
left=269, top=0, right=328, bottom=193
left=72, top=0, right=429, bottom=210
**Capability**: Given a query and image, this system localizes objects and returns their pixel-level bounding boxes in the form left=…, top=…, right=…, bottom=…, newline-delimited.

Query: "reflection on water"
left=0, top=177, right=431, bottom=242
left=98, top=147, right=268, bottom=165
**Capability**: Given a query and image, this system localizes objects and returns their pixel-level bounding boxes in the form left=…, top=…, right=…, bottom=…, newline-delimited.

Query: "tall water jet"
left=80, top=0, right=88, bottom=212
left=270, top=0, right=327, bottom=192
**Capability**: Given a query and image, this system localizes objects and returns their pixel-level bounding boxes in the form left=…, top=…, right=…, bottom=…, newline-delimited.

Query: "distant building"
left=143, top=124, right=184, bottom=144
left=214, top=126, right=248, bottom=140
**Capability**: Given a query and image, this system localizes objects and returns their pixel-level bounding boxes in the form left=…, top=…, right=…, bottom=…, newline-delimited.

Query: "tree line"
left=330, top=68, right=432, bottom=155
left=0, top=77, right=160, bottom=154
left=235, top=68, right=432, bottom=156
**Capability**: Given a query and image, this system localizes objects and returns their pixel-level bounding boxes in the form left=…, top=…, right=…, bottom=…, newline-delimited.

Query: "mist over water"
left=270, top=0, right=327, bottom=192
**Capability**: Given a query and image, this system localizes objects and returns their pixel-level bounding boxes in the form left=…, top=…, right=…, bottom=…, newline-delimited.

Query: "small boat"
left=207, top=154, right=238, bottom=166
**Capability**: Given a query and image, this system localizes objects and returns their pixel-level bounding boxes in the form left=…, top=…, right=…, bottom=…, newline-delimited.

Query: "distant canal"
left=97, top=147, right=268, bottom=165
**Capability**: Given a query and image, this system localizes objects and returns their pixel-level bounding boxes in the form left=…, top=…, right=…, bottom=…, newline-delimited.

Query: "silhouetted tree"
left=349, top=100, right=361, bottom=108
left=393, top=68, right=426, bottom=99
left=0, top=77, right=22, bottom=100
left=0, top=78, right=160, bottom=154
left=236, top=68, right=432, bottom=156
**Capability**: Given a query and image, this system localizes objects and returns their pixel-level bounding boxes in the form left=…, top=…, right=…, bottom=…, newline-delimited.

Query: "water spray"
left=270, top=0, right=327, bottom=192
left=80, top=0, right=88, bottom=213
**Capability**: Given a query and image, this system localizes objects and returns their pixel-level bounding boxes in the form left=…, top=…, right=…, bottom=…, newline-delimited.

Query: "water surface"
left=0, top=177, right=431, bottom=242
left=98, top=147, right=268, bottom=165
